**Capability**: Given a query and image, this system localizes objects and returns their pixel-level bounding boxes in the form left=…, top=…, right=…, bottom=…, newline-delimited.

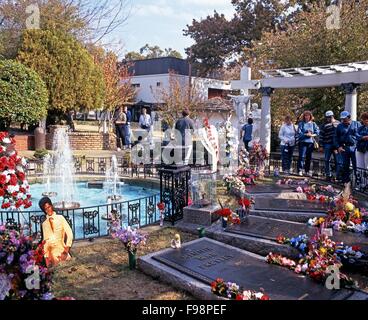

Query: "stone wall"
left=14, top=134, right=35, bottom=151
left=46, top=131, right=117, bottom=151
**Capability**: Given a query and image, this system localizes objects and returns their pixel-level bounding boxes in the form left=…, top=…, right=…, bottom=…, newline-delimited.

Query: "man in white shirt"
left=139, top=108, right=152, bottom=131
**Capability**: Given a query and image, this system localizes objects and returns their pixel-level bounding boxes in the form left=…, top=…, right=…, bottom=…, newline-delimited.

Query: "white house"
left=127, top=57, right=233, bottom=124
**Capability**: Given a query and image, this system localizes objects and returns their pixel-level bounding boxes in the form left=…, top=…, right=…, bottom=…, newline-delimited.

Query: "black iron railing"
left=26, top=156, right=211, bottom=179
left=0, top=194, right=161, bottom=241
left=267, top=153, right=368, bottom=194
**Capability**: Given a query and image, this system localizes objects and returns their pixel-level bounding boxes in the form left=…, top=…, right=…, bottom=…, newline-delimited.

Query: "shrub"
left=0, top=60, right=48, bottom=129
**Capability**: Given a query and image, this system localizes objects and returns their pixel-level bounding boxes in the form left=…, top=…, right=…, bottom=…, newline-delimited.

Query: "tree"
left=90, top=46, right=136, bottom=112
left=0, top=59, right=48, bottom=129
left=17, top=30, right=105, bottom=116
left=0, top=0, right=131, bottom=58
left=124, top=44, right=183, bottom=61
left=152, top=71, right=205, bottom=128
left=184, top=1, right=289, bottom=76
left=244, top=1, right=368, bottom=128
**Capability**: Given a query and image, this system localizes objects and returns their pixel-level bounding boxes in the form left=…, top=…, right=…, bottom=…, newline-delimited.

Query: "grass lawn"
left=52, top=226, right=197, bottom=300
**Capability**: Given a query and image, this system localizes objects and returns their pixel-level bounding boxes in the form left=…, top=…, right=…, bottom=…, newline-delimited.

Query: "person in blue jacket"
left=297, top=111, right=320, bottom=177
left=335, top=111, right=362, bottom=183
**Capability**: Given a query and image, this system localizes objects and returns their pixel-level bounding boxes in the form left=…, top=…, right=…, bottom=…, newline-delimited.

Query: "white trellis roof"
left=260, top=61, right=368, bottom=78
left=258, top=61, right=368, bottom=89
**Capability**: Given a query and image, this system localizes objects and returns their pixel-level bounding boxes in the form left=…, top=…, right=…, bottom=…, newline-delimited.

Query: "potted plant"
left=111, top=226, right=147, bottom=270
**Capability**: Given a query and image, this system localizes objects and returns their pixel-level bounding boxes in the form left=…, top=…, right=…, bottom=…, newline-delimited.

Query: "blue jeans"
left=281, top=145, right=295, bottom=171
left=324, top=144, right=341, bottom=177
left=123, top=124, right=131, bottom=146
left=297, top=142, right=314, bottom=173
left=243, top=140, right=251, bottom=152
left=340, top=148, right=357, bottom=183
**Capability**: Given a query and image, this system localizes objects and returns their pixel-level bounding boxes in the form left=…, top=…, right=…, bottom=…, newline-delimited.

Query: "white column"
left=260, top=87, right=273, bottom=153
left=342, top=83, right=359, bottom=121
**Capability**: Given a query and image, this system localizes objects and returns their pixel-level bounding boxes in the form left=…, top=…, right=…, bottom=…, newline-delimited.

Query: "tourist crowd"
left=242, top=110, right=368, bottom=183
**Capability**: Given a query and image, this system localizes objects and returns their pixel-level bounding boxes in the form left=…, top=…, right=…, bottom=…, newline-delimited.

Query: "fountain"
left=42, top=154, right=57, bottom=198
left=50, top=127, right=80, bottom=210
left=104, top=155, right=122, bottom=202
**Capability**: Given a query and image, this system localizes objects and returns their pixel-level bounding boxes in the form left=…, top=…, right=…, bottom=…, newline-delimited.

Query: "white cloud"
left=134, top=0, right=175, bottom=17
left=177, top=0, right=232, bottom=7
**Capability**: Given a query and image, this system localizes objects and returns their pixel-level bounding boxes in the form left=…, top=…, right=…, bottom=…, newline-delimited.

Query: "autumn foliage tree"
left=153, top=71, right=205, bottom=127
left=244, top=1, right=368, bottom=128
left=91, top=47, right=136, bottom=112
left=17, top=30, right=105, bottom=120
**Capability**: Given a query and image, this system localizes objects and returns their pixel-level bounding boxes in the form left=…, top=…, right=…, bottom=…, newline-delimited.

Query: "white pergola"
left=231, top=61, right=368, bottom=152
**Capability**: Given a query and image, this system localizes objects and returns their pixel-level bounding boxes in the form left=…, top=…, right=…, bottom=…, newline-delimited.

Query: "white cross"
left=231, top=66, right=261, bottom=93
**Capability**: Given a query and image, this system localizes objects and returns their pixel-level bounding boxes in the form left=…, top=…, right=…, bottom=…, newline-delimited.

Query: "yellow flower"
left=318, top=218, right=325, bottom=225
left=345, top=202, right=355, bottom=212
left=320, top=248, right=327, bottom=255
left=353, top=209, right=361, bottom=219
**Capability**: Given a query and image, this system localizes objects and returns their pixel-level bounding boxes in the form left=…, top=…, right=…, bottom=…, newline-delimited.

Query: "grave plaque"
left=246, top=184, right=301, bottom=194
left=226, top=216, right=368, bottom=253
left=255, top=198, right=329, bottom=213
left=152, top=239, right=353, bottom=300
left=227, top=216, right=317, bottom=241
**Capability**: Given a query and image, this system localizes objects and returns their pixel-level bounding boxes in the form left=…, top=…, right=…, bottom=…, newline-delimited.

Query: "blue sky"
left=102, top=0, right=235, bottom=58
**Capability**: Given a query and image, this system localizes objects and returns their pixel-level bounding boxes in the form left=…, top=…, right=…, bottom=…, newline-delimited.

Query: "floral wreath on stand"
left=203, top=118, right=219, bottom=159
left=0, top=132, right=32, bottom=212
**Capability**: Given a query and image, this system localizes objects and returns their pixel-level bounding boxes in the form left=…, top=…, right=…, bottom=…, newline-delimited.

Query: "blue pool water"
left=1, top=182, right=161, bottom=240
left=28, top=182, right=159, bottom=211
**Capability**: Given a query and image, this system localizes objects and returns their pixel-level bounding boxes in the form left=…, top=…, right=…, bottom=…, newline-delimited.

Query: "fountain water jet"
left=42, top=154, right=57, bottom=198
left=51, top=127, right=80, bottom=210
left=105, top=155, right=122, bottom=202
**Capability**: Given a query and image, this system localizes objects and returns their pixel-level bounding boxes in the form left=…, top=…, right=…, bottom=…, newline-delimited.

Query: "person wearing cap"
left=356, top=112, right=368, bottom=171
left=319, top=111, right=341, bottom=181
left=334, top=111, right=362, bottom=183
left=297, top=111, right=320, bottom=177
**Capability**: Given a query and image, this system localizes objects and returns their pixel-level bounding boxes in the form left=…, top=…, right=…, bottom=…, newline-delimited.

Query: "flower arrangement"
left=211, top=278, right=270, bottom=300
left=223, top=175, right=246, bottom=194
left=0, top=132, right=32, bottom=210
left=296, top=184, right=339, bottom=203
left=238, top=197, right=254, bottom=218
left=111, top=226, right=147, bottom=254
left=249, top=142, right=269, bottom=174
left=203, top=118, right=219, bottom=157
left=308, top=197, right=368, bottom=235
left=0, top=225, right=53, bottom=300
left=268, top=233, right=359, bottom=288
left=218, top=119, right=236, bottom=157
left=214, top=207, right=241, bottom=225
left=277, top=233, right=366, bottom=265
left=157, top=202, right=165, bottom=227
left=238, top=148, right=250, bottom=169
left=277, top=178, right=309, bottom=186
left=237, top=167, right=258, bottom=186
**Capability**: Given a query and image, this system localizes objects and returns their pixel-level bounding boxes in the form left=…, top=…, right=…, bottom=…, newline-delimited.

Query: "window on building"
left=156, top=82, right=161, bottom=87
left=132, top=83, right=141, bottom=88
